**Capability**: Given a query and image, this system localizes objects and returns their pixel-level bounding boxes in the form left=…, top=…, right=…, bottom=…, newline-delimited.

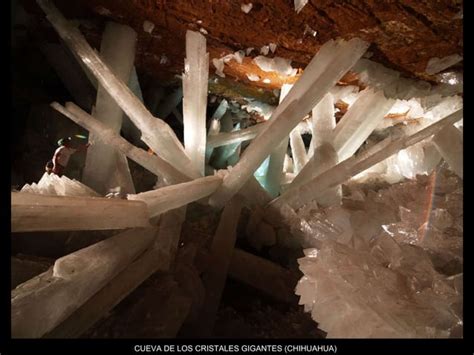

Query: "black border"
left=3, top=0, right=472, bottom=354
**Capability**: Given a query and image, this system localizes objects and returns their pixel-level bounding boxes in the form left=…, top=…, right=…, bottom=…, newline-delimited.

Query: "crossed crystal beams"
left=208, top=38, right=370, bottom=207
left=37, top=0, right=200, bottom=180
left=275, top=109, right=463, bottom=211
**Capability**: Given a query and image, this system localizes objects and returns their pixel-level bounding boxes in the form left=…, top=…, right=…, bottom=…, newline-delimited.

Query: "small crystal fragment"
left=241, top=3, right=253, bottom=13
left=294, top=0, right=308, bottom=13
left=142, top=20, right=155, bottom=33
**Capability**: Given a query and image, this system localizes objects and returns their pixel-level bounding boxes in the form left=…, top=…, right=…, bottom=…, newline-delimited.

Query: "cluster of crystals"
left=295, top=167, right=463, bottom=338
left=21, top=172, right=99, bottom=197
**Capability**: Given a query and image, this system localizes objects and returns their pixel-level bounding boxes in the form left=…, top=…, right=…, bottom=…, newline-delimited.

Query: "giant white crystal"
left=82, top=21, right=137, bottom=195
left=332, top=88, right=395, bottom=161
left=182, top=30, right=209, bottom=175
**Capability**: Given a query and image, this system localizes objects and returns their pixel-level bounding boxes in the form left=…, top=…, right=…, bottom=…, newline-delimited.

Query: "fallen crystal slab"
left=127, top=175, right=222, bottom=218
left=12, top=192, right=151, bottom=232
left=12, top=227, right=157, bottom=338
left=432, top=124, right=463, bottom=178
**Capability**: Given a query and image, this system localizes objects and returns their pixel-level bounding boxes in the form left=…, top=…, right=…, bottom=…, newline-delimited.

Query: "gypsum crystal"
left=82, top=21, right=137, bottom=195
left=127, top=175, right=222, bottom=218
left=20, top=172, right=99, bottom=197
left=11, top=192, right=150, bottom=233
left=182, top=30, right=209, bottom=175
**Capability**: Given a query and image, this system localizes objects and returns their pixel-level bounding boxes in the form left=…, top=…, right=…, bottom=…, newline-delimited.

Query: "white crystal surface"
left=246, top=73, right=260, bottom=81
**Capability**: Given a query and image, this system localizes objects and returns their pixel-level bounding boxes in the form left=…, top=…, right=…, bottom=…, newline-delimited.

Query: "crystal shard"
left=289, top=129, right=308, bottom=174
left=332, top=89, right=395, bottom=161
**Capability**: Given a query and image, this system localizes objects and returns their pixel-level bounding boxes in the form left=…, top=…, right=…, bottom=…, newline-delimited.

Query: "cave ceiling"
left=21, top=0, right=463, bottom=90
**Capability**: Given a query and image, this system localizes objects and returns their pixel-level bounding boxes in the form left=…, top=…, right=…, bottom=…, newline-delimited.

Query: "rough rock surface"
left=22, top=0, right=462, bottom=87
